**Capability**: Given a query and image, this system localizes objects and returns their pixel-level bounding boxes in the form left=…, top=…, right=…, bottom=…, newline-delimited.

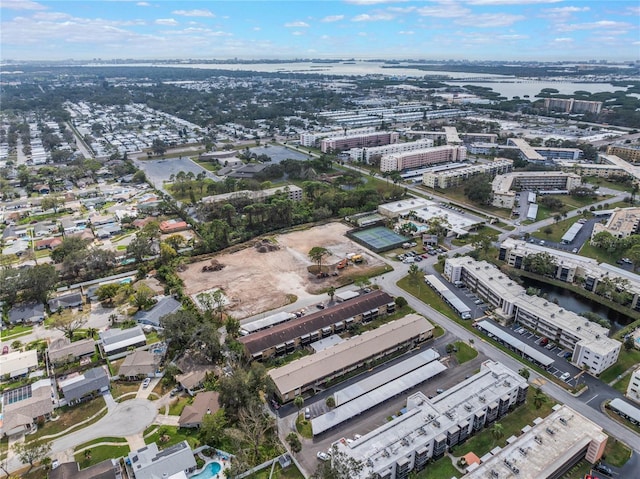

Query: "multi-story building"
left=300, top=127, right=376, bottom=147
left=445, top=256, right=621, bottom=374
left=321, top=131, right=399, bottom=153
left=606, top=145, right=640, bottom=163
left=465, top=404, right=607, bottom=479
left=599, top=153, right=640, bottom=183
left=544, top=98, right=603, bottom=115
left=334, top=361, right=528, bottom=479
left=491, top=171, right=582, bottom=208
left=592, top=207, right=640, bottom=240
left=348, top=139, right=433, bottom=163
left=499, top=238, right=640, bottom=312
left=238, top=290, right=396, bottom=361
left=557, top=160, right=627, bottom=178
left=460, top=132, right=498, bottom=144
left=627, top=366, right=640, bottom=404
left=422, top=158, right=512, bottom=189
left=202, top=184, right=303, bottom=204
left=268, top=313, right=434, bottom=402
left=380, top=145, right=467, bottom=172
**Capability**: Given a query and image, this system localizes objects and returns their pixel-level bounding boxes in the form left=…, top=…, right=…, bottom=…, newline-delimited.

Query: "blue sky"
left=1, top=0, right=638, bottom=62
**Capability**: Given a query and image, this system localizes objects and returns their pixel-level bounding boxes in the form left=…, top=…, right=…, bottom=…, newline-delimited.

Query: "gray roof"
left=100, top=326, right=145, bottom=345
left=48, top=292, right=83, bottom=312
left=48, top=459, right=121, bottom=479
left=134, top=297, right=181, bottom=327
left=127, top=441, right=196, bottom=479
left=48, top=338, right=96, bottom=363
left=118, top=351, right=158, bottom=377
left=8, top=302, right=45, bottom=324
left=60, top=367, right=110, bottom=402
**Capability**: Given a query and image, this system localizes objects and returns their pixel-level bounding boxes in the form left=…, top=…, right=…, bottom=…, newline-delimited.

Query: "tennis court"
left=349, top=226, right=409, bottom=253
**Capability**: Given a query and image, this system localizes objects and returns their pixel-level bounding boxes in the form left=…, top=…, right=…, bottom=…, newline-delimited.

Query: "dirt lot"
left=179, top=222, right=385, bottom=319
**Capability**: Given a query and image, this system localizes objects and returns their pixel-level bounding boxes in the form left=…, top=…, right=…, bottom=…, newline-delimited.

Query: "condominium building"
left=592, top=207, right=640, bottom=239
left=627, top=366, right=640, bottom=404
left=465, top=404, right=607, bottom=479
left=348, top=139, right=434, bottom=163
left=321, top=131, right=399, bottom=153
left=334, top=361, right=528, bottom=479
left=544, top=98, right=603, bottom=115
left=599, top=153, right=640, bottom=183
left=499, top=238, right=640, bottom=312
left=460, top=132, right=498, bottom=144
left=422, top=158, right=513, bottom=189
left=491, top=171, right=582, bottom=209
left=300, top=128, right=376, bottom=147
left=444, top=256, right=621, bottom=374
left=380, top=145, right=467, bottom=172
left=505, top=138, right=582, bottom=163
left=556, top=160, right=627, bottom=178
left=443, top=126, right=462, bottom=145
left=606, top=145, right=640, bottom=163
left=202, top=184, right=303, bottom=204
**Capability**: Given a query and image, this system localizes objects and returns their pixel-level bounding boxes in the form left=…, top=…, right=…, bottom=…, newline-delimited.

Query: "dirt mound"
left=255, top=238, right=280, bottom=253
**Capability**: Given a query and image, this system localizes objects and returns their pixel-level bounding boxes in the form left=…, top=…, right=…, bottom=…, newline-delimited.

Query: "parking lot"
left=499, top=321, right=582, bottom=386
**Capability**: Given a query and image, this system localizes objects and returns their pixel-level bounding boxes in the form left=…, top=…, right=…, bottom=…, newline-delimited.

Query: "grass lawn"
left=561, top=459, right=594, bottom=479
left=397, top=276, right=460, bottom=322
left=532, top=216, right=581, bottom=243
left=168, top=396, right=193, bottom=416
left=111, top=381, right=141, bottom=401
left=415, top=456, right=459, bottom=479
left=583, top=176, right=634, bottom=192
left=433, top=325, right=445, bottom=338
left=418, top=184, right=510, bottom=218
left=599, top=348, right=640, bottom=384
left=579, top=241, right=625, bottom=266
left=612, top=373, right=631, bottom=394
left=144, top=425, right=200, bottom=449
left=75, top=437, right=128, bottom=450
left=453, top=387, right=555, bottom=458
left=1, top=324, right=33, bottom=338
left=451, top=225, right=501, bottom=247
left=605, top=404, right=640, bottom=435
left=28, top=396, right=106, bottom=442
left=603, top=437, right=632, bottom=467
left=74, top=444, right=130, bottom=468
left=454, top=341, right=478, bottom=364
left=245, top=461, right=305, bottom=479
left=295, top=414, right=312, bottom=438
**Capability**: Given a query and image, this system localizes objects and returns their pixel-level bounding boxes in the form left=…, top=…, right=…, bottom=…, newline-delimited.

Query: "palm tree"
left=533, top=387, right=548, bottom=409
left=326, top=396, right=336, bottom=409
left=518, top=368, right=530, bottom=380
left=327, top=286, right=336, bottom=302
left=490, top=422, right=504, bottom=444
left=293, top=396, right=304, bottom=415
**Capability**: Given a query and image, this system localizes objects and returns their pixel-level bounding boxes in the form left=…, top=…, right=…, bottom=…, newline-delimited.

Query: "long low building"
left=445, top=256, right=621, bottom=375
left=268, top=314, right=434, bottom=402
left=491, top=171, right=582, bottom=209
left=465, top=404, right=607, bottom=479
left=380, top=145, right=467, bottom=172
left=348, top=139, right=433, bottom=164
left=422, top=158, right=513, bottom=189
left=239, top=290, right=395, bottom=360
left=334, top=361, right=528, bottom=479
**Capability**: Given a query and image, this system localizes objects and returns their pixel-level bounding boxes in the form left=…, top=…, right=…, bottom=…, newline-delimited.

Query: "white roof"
left=0, top=350, right=38, bottom=377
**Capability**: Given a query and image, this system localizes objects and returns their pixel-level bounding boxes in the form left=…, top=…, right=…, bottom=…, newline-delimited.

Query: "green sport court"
left=349, top=226, right=410, bottom=253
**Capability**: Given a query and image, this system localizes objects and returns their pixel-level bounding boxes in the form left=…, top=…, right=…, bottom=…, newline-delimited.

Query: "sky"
left=1, top=0, right=639, bottom=62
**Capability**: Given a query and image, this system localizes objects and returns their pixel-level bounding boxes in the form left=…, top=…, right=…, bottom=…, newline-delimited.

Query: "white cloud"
left=358, top=32, right=368, bottom=36
left=1, top=0, right=46, bottom=10
left=322, top=15, right=344, bottom=22
left=398, top=30, right=414, bottom=35
left=171, top=9, right=215, bottom=18
left=553, top=37, right=573, bottom=43
left=155, top=18, right=178, bottom=26
left=284, top=21, right=310, bottom=28
left=253, top=27, right=261, bottom=31
left=456, top=13, right=525, bottom=27
left=352, top=13, right=395, bottom=22
left=417, top=3, right=470, bottom=19
left=498, top=34, right=528, bottom=40
left=136, top=2, right=150, bottom=6
left=345, top=0, right=407, bottom=4
left=466, top=0, right=561, bottom=5
left=558, top=20, right=633, bottom=32
left=292, top=31, right=304, bottom=36
left=544, top=6, right=590, bottom=14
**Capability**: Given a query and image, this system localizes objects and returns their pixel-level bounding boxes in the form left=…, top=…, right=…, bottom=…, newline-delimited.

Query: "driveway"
left=51, top=398, right=157, bottom=454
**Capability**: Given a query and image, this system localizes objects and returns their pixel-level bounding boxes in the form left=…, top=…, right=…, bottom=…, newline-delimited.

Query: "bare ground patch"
left=179, top=222, right=384, bottom=319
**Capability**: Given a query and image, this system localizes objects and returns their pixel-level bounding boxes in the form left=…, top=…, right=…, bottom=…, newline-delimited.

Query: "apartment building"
left=202, top=184, right=303, bottom=204
left=320, top=131, right=399, bottom=153
left=606, top=145, right=640, bottom=163
left=599, top=153, right=640, bottom=183
left=491, top=171, right=582, bottom=208
left=380, top=145, right=467, bottom=172
left=335, top=361, right=527, bottom=479
left=627, top=366, right=640, bottom=404
left=422, top=158, right=513, bottom=189
left=592, top=207, right=640, bottom=239
left=445, top=256, right=621, bottom=374
left=544, top=98, right=603, bottom=115
left=299, top=127, right=375, bottom=147
left=348, top=139, right=433, bottom=163
left=499, top=238, right=640, bottom=312
left=460, top=132, right=498, bottom=144
left=504, top=138, right=582, bottom=163
left=465, top=405, right=607, bottom=479
left=557, top=161, right=627, bottom=178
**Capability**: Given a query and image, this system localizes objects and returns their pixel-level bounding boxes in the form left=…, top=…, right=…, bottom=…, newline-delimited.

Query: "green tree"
left=308, top=246, right=329, bottom=274
left=199, top=409, right=227, bottom=448
left=463, top=174, right=493, bottom=205
left=13, top=441, right=52, bottom=472
left=490, top=422, right=504, bottom=443
left=52, top=313, right=88, bottom=340
left=533, top=387, right=548, bottom=409
left=522, top=252, right=557, bottom=276
left=294, top=395, right=304, bottom=415
left=312, top=445, right=364, bottom=479
left=286, top=432, right=302, bottom=454
left=95, top=283, right=121, bottom=305
left=625, top=244, right=640, bottom=271
left=395, top=296, right=408, bottom=308
left=130, top=284, right=155, bottom=311
left=518, top=368, right=530, bottom=380
left=22, top=264, right=58, bottom=304
left=326, top=396, right=336, bottom=409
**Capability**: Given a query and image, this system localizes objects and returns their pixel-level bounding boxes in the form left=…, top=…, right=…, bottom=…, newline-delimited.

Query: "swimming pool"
left=190, top=461, right=222, bottom=479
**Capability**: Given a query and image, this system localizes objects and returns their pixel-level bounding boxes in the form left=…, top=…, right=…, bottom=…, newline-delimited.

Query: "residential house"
left=32, top=184, right=50, bottom=194
left=159, top=219, right=189, bottom=234
left=8, top=302, right=45, bottom=324
left=132, top=217, right=155, bottom=229
left=48, top=459, right=122, bottom=479
left=48, top=291, right=83, bottom=312
left=134, top=296, right=181, bottom=329
left=0, top=349, right=39, bottom=378
left=96, top=224, right=123, bottom=239
left=127, top=441, right=197, bottom=479
left=59, top=366, right=110, bottom=404
left=35, top=237, right=63, bottom=250
left=48, top=338, right=96, bottom=366
left=1, top=379, right=54, bottom=436
left=175, top=370, right=209, bottom=396
left=118, top=351, right=159, bottom=379
left=178, top=391, right=220, bottom=428
left=99, top=326, right=147, bottom=357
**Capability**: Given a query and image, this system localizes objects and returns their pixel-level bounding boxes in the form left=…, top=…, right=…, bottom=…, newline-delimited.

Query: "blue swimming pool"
left=190, top=461, right=222, bottom=479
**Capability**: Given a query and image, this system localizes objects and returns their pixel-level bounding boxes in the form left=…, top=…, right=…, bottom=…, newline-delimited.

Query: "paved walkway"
left=136, top=377, right=162, bottom=399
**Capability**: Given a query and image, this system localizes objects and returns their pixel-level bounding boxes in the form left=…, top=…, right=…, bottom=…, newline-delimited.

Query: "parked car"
left=305, top=407, right=311, bottom=419
left=563, top=351, right=572, bottom=359
left=560, top=372, right=571, bottom=381
left=593, top=463, right=613, bottom=476
left=316, top=303, right=325, bottom=309
left=539, top=338, right=549, bottom=346
left=142, top=378, right=151, bottom=389
left=317, top=452, right=330, bottom=461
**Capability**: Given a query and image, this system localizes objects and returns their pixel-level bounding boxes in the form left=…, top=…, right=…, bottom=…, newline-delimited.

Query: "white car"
left=560, top=372, right=571, bottom=381
left=317, top=451, right=330, bottom=461
left=142, top=378, right=151, bottom=389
